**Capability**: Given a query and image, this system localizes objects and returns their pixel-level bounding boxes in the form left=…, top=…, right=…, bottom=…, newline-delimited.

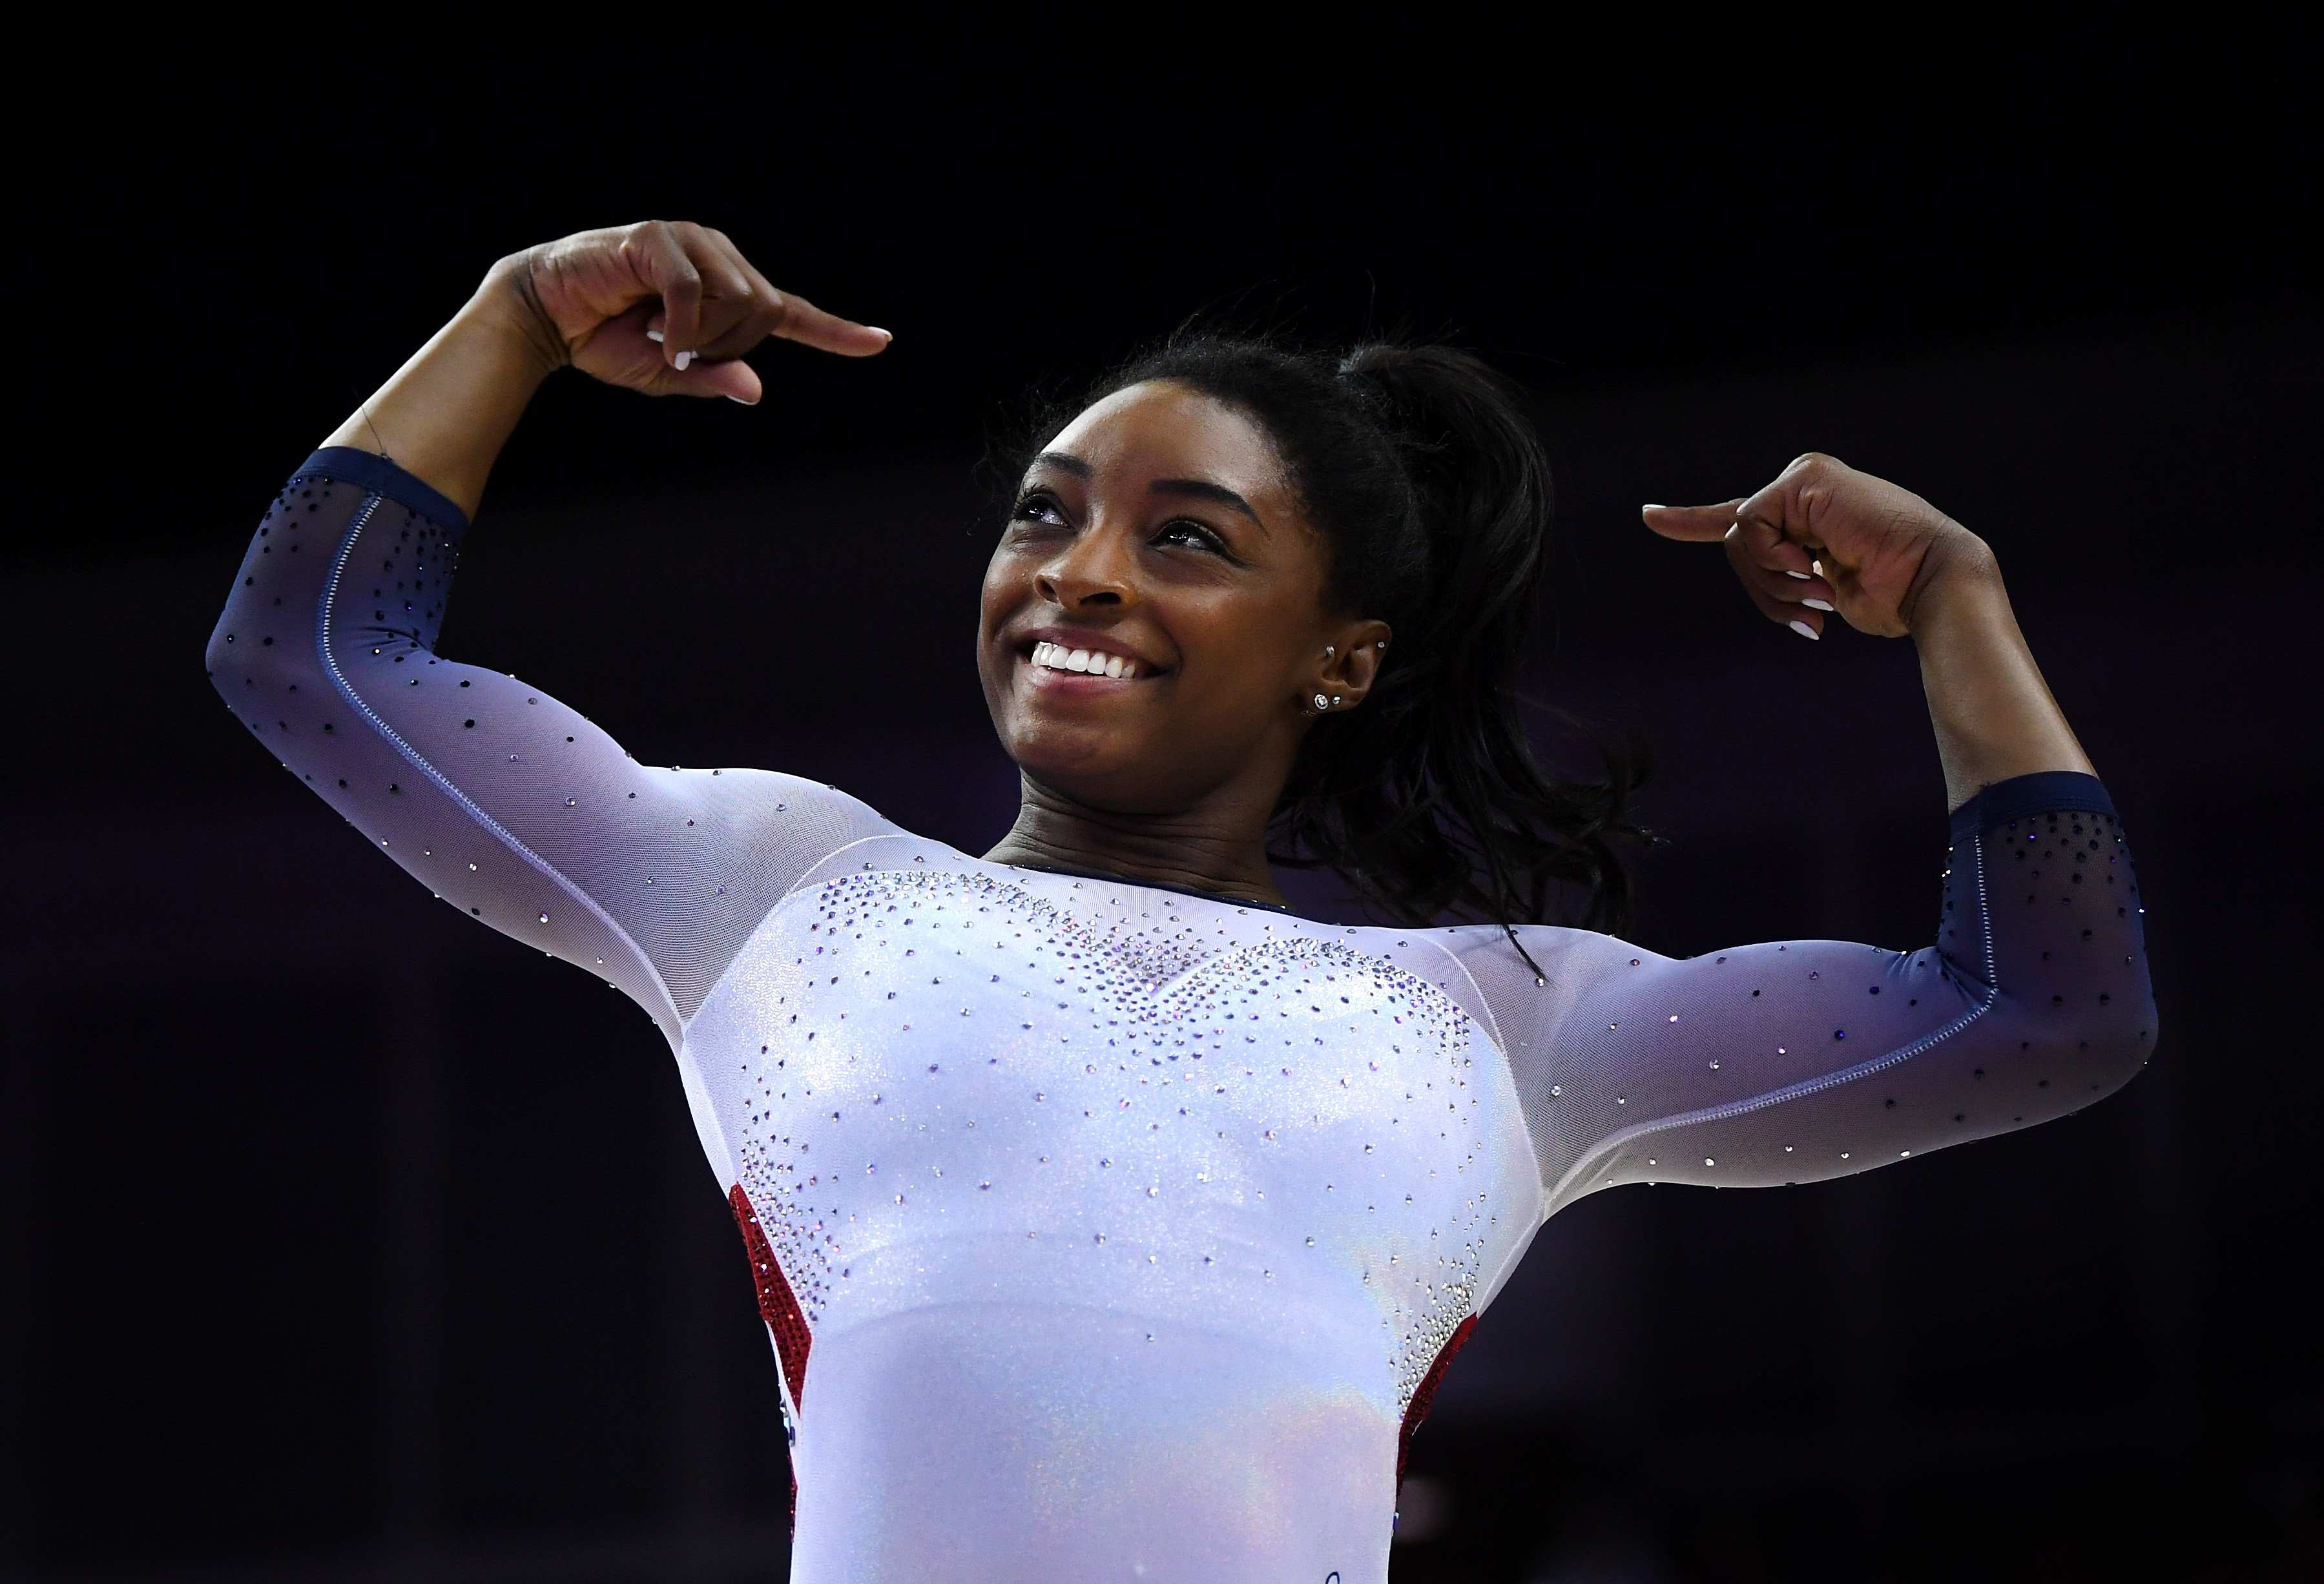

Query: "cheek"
left=977, top=546, right=1026, bottom=644
left=1177, top=601, right=1307, bottom=710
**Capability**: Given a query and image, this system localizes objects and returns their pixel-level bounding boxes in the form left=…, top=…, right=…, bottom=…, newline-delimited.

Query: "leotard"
left=207, top=450, right=2157, bottom=1584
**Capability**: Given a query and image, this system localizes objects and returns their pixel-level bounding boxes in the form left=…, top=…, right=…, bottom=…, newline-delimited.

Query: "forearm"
left=1909, top=536, right=2095, bottom=810
left=320, top=258, right=559, bottom=519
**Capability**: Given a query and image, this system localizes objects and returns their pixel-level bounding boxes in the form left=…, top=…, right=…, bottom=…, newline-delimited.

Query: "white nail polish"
left=1785, top=569, right=1811, bottom=579
left=1803, top=598, right=1835, bottom=612
left=646, top=329, right=665, bottom=344
left=1788, top=619, right=1820, bottom=640
left=674, top=349, right=694, bottom=371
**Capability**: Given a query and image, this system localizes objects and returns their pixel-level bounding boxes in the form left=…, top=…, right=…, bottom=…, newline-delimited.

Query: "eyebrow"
left=1030, top=452, right=1265, bottom=530
left=1150, top=478, right=1263, bottom=527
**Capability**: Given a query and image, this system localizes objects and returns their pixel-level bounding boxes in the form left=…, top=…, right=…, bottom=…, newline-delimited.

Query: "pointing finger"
left=769, top=289, right=892, bottom=358
left=1643, top=500, right=1747, bottom=542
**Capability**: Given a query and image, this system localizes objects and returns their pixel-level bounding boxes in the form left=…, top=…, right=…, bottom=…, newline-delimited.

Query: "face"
left=978, top=381, right=1388, bottom=817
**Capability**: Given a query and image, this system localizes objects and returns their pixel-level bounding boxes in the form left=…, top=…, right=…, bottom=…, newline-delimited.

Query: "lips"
left=1030, top=639, right=1143, bottom=679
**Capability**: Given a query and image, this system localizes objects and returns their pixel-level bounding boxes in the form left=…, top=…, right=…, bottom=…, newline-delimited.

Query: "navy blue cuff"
left=292, top=447, right=470, bottom=535
left=1951, top=770, right=2117, bottom=845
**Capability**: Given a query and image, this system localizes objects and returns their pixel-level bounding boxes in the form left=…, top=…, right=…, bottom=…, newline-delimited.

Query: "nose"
left=1033, top=522, right=1140, bottom=614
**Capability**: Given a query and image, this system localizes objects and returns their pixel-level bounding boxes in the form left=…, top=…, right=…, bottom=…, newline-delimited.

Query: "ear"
left=1303, top=619, right=1394, bottom=714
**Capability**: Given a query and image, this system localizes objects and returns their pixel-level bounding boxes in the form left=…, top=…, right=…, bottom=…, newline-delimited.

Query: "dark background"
left=6, top=32, right=2319, bottom=1584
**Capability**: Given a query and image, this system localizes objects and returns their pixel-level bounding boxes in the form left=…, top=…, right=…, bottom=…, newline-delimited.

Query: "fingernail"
left=646, top=329, right=665, bottom=344
left=674, top=349, right=694, bottom=371
left=867, top=326, right=893, bottom=339
left=725, top=395, right=756, bottom=406
left=1803, top=598, right=1835, bottom=612
left=1642, top=503, right=1668, bottom=511
left=1788, top=619, right=1820, bottom=640
left=1785, top=569, right=1811, bottom=580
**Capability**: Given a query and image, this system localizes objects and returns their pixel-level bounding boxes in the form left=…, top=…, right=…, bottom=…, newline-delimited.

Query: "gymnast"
left=207, top=221, right=2155, bottom=1583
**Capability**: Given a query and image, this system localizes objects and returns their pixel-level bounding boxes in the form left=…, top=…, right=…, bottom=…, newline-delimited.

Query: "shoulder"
left=662, top=766, right=903, bottom=834
left=1389, top=923, right=1672, bottom=1051
left=1420, top=922, right=1669, bottom=989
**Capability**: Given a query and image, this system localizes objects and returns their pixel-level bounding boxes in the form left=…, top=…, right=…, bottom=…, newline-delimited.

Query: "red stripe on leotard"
left=1396, top=1314, right=1475, bottom=1485
left=729, top=1185, right=812, bottom=1408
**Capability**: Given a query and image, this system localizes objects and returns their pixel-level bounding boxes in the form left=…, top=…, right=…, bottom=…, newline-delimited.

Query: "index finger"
left=769, top=288, right=892, bottom=358
left=1641, top=499, right=1747, bottom=542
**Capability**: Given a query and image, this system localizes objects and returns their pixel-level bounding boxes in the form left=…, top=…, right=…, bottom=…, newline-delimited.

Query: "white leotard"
left=207, top=452, right=2157, bottom=1583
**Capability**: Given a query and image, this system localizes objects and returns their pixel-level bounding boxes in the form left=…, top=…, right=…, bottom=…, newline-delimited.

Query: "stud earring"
left=1323, top=645, right=1335, bottom=659
left=1312, top=693, right=1330, bottom=710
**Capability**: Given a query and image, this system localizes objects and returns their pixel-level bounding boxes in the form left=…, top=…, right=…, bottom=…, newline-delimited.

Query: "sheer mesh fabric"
left=205, top=452, right=898, bottom=1045
left=1441, top=799, right=2153, bottom=1213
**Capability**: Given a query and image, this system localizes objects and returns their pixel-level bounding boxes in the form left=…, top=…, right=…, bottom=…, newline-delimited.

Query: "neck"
left=984, top=774, right=1287, bottom=907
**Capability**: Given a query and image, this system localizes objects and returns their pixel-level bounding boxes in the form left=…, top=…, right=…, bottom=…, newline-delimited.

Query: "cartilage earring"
left=1323, top=645, right=1335, bottom=659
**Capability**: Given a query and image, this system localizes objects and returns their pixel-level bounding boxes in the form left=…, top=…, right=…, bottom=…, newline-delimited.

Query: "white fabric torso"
left=684, top=843, right=1545, bottom=1584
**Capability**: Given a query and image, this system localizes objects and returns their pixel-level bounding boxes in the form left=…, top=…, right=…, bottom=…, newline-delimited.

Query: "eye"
left=1152, top=518, right=1229, bottom=555
left=1010, top=489, right=1070, bottom=529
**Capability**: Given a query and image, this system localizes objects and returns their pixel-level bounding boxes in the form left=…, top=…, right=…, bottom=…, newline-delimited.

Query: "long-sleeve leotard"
left=208, top=450, right=2157, bottom=1583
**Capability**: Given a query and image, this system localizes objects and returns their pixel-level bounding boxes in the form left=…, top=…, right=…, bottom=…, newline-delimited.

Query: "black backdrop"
left=7, top=31, right=2319, bottom=1584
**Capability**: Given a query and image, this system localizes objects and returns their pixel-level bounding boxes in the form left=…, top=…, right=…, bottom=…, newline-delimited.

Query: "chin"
left=1006, top=731, right=1197, bottom=816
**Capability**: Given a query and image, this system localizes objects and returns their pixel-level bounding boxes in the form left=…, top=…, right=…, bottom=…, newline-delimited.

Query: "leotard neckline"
left=994, top=859, right=1298, bottom=916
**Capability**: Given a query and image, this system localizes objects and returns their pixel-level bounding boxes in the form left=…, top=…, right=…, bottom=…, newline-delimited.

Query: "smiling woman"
left=205, top=221, right=2155, bottom=1584
left=979, top=344, right=1641, bottom=942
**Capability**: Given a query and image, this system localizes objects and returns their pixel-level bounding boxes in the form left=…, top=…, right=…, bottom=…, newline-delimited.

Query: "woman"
left=209, top=221, right=2154, bottom=1582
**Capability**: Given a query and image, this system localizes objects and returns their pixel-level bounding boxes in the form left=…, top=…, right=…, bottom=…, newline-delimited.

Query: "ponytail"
left=1019, top=333, right=1647, bottom=932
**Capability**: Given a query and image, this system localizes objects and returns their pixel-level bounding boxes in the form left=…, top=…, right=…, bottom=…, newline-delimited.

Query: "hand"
left=1642, top=453, right=1989, bottom=639
left=493, top=221, right=889, bottom=405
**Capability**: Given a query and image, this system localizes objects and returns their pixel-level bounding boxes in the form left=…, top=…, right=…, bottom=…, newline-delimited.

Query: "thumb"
left=673, top=356, right=765, bottom=404
left=1642, top=499, right=1746, bottom=542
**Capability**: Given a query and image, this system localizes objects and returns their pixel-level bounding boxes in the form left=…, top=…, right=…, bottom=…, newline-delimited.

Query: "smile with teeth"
left=1032, top=640, right=1141, bottom=679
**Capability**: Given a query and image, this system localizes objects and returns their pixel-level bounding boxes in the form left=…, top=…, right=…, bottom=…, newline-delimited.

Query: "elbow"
left=203, top=610, right=238, bottom=696
left=204, top=608, right=282, bottom=708
left=1992, top=978, right=2160, bottom=1115
left=205, top=590, right=318, bottom=723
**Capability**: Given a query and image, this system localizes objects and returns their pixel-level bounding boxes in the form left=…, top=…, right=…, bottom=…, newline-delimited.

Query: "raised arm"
left=205, top=224, right=899, bottom=1045
left=1453, top=457, right=2154, bottom=1212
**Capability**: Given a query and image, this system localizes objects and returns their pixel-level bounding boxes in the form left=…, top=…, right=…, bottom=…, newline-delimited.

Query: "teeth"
left=1030, top=641, right=1140, bottom=679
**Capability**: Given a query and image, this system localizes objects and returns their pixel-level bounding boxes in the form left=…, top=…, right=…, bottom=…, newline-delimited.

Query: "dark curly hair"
left=1000, top=333, right=1647, bottom=936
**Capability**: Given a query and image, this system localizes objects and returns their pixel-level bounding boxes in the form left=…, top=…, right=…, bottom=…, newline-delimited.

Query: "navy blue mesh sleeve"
left=1446, top=772, right=2156, bottom=1211
left=205, top=449, right=900, bottom=1045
